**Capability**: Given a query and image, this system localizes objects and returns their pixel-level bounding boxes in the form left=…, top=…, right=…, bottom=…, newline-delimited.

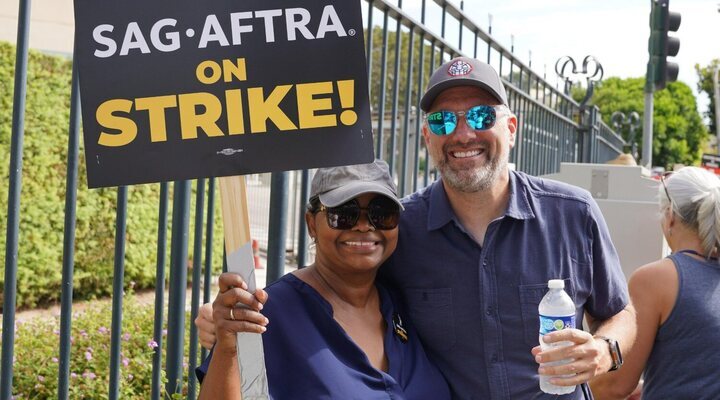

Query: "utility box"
left=543, top=163, right=669, bottom=279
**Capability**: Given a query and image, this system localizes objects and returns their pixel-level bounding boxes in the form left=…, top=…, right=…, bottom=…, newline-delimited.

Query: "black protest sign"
left=74, top=0, right=373, bottom=188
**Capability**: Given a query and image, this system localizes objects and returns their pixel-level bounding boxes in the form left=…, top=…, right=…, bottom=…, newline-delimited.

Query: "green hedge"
left=7, top=292, right=195, bottom=399
left=0, top=41, right=224, bottom=309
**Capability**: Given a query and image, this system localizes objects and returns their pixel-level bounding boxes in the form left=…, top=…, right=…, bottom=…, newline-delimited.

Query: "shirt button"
left=491, top=354, right=498, bottom=363
left=485, top=307, right=492, bottom=315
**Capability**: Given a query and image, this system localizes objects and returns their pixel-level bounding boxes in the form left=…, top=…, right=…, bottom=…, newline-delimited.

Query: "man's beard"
left=433, top=142, right=508, bottom=193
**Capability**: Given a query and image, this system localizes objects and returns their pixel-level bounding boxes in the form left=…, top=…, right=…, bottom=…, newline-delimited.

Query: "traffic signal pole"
left=642, top=0, right=681, bottom=169
left=642, top=87, right=654, bottom=169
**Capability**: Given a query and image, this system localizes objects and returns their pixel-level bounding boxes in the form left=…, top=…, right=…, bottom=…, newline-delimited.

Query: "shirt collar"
left=426, top=170, right=535, bottom=231
left=506, top=170, right=535, bottom=220
left=427, top=180, right=455, bottom=231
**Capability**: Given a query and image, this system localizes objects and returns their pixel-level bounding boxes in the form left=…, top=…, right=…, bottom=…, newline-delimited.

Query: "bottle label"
left=539, top=314, right=575, bottom=336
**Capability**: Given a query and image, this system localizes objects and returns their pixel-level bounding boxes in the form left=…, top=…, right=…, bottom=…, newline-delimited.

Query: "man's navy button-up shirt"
left=380, top=170, right=629, bottom=399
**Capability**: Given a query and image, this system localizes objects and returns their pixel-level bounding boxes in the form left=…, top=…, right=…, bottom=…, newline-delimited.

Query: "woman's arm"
left=198, top=272, right=269, bottom=400
left=199, top=350, right=242, bottom=400
left=590, top=259, right=677, bottom=399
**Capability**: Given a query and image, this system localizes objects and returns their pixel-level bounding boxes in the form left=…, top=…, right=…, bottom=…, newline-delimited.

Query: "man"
left=196, top=57, right=636, bottom=399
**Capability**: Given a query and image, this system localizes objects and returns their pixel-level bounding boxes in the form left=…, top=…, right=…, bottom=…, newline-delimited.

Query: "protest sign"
left=74, top=0, right=373, bottom=188
left=74, top=1, right=374, bottom=396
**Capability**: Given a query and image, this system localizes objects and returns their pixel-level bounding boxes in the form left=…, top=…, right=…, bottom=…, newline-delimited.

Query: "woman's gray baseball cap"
left=420, top=57, right=508, bottom=112
left=310, top=159, right=403, bottom=209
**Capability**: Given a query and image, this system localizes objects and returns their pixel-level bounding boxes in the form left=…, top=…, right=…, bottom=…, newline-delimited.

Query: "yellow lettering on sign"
left=336, top=80, right=357, bottom=126
left=248, top=85, right=297, bottom=133
left=196, top=60, right=222, bottom=84
left=135, top=95, right=178, bottom=142
left=196, top=58, right=247, bottom=85
left=222, top=58, right=247, bottom=82
left=97, top=99, right=137, bottom=147
left=225, top=89, right=244, bottom=135
left=296, top=81, right=335, bottom=129
left=178, top=92, right=224, bottom=139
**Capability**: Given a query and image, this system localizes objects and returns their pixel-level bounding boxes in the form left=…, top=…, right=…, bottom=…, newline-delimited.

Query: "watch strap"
left=594, top=335, right=623, bottom=372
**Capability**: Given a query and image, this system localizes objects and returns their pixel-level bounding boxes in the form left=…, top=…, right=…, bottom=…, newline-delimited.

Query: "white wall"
left=1, top=0, right=74, bottom=55
left=543, top=163, right=669, bottom=280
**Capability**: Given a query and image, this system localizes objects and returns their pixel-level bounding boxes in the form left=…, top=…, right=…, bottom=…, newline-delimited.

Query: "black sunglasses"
left=660, top=171, right=674, bottom=204
left=425, top=105, right=503, bottom=136
left=316, top=196, right=400, bottom=230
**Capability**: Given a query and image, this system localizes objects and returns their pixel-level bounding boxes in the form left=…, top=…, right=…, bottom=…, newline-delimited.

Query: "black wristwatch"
left=595, top=336, right=623, bottom=372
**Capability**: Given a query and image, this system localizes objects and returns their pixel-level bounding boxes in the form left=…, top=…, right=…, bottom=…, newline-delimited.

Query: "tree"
left=695, top=59, right=720, bottom=136
left=365, top=26, right=441, bottom=113
left=588, top=77, right=708, bottom=169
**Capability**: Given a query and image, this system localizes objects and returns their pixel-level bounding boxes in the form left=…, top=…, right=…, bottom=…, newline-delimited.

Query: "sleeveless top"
left=642, top=252, right=720, bottom=399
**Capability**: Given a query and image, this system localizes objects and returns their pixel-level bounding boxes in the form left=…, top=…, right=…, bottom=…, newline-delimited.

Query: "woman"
left=590, top=166, right=720, bottom=399
left=197, top=160, right=450, bottom=399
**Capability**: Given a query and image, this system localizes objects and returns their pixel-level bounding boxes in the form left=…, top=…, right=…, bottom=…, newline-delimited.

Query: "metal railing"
left=0, top=0, right=625, bottom=399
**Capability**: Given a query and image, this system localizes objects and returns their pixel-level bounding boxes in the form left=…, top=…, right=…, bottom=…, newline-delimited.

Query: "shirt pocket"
left=519, top=279, right=576, bottom=347
left=404, top=287, right=455, bottom=351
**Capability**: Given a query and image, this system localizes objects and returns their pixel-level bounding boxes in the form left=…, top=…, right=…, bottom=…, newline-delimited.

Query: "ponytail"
left=697, top=185, right=720, bottom=260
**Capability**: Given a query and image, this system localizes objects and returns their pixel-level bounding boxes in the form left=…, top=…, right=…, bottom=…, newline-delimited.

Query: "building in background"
left=1, top=0, right=74, bottom=55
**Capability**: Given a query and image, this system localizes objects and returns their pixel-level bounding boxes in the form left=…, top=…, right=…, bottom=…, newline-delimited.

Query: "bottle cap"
left=548, top=279, right=565, bottom=289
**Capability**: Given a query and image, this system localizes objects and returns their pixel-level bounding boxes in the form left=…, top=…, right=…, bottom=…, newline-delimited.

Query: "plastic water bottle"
left=538, top=279, right=576, bottom=395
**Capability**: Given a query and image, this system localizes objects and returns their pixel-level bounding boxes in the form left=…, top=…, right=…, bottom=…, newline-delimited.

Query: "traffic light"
left=647, top=0, right=681, bottom=90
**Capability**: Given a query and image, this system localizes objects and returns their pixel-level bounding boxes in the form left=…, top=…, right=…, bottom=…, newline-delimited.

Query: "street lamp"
left=555, top=55, right=604, bottom=108
left=555, top=55, right=604, bottom=163
left=611, top=111, right=641, bottom=160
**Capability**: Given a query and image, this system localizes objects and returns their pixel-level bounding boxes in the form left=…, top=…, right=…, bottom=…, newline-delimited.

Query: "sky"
left=400, top=0, right=720, bottom=116
left=2, top=0, right=717, bottom=115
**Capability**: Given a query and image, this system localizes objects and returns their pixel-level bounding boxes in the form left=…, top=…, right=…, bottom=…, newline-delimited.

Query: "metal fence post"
left=151, top=182, right=169, bottom=400
left=166, top=180, right=192, bottom=395
left=296, top=170, right=310, bottom=269
left=1, top=0, right=31, bottom=397
left=267, top=172, right=289, bottom=284
left=188, top=179, right=206, bottom=400
left=57, top=56, right=81, bottom=400
left=202, top=177, right=216, bottom=361
left=108, top=186, right=129, bottom=400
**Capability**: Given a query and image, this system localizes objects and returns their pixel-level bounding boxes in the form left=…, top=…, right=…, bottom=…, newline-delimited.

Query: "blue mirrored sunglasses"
left=425, top=105, right=501, bottom=136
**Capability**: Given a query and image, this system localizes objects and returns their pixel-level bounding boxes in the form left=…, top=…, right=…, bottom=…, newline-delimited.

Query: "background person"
left=590, top=166, right=720, bottom=399
left=197, top=160, right=450, bottom=400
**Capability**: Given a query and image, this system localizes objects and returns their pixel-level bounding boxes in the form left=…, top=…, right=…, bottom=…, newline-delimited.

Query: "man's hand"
left=531, top=328, right=612, bottom=387
left=196, top=303, right=216, bottom=350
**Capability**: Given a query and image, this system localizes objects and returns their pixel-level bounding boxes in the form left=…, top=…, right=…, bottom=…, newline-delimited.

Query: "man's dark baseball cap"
left=420, top=57, right=508, bottom=112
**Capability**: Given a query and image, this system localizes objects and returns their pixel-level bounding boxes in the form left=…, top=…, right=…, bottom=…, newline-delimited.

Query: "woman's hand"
left=211, top=272, right=269, bottom=356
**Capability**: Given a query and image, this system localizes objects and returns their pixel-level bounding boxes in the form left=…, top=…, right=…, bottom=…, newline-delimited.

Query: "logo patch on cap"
left=447, top=60, right=472, bottom=76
